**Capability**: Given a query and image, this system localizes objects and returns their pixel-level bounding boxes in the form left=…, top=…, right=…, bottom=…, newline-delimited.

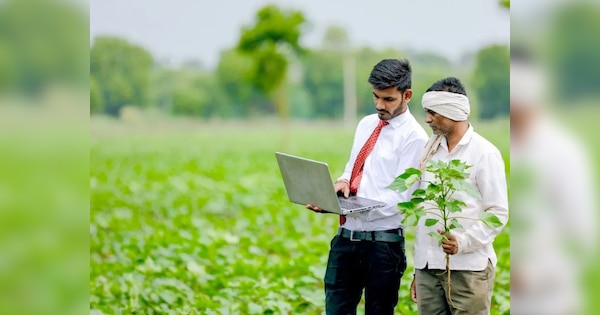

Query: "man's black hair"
left=368, top=58, right=411, bottom=91
left=426, top=76, right=467, bottom=96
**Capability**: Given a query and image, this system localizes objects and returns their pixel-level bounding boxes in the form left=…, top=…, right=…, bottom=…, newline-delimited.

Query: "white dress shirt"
left=413, top=125, right=508, bottom=270
left=337, top=110, right=428, bottom=231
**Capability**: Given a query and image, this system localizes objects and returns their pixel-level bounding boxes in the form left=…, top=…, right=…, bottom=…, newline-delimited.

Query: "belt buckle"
left=349, top=230, right=361, bottom=242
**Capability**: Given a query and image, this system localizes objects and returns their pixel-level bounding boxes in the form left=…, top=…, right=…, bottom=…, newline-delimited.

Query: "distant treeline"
left=90, top=36, right=509, bottom=121
left=87, top=4, right=512, bottom=121
left=2, top=0, right=599, bottom=119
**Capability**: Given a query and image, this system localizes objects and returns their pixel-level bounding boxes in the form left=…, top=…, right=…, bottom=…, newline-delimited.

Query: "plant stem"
left=423, top=210, right=445, bottom=220
left=445, top=254, right=465, bottom=311
left=448, top=215, right=479, bottom=221
left=438, top=174, right=465, bottom=311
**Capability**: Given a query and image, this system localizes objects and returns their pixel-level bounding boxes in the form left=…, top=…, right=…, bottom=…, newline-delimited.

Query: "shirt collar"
left=440, top=123, right=474, bottom=150
left=387, top=108, right=411, bottom=129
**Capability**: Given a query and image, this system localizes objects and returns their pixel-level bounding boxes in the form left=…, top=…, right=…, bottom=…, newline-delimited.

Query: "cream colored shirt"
left=413, top=125, right=508, bottom=270
left=337, top=110, right=428, bottom=231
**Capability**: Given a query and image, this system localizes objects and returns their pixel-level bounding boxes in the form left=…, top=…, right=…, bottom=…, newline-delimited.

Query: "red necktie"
left=340, top=119, right=389, bottom=225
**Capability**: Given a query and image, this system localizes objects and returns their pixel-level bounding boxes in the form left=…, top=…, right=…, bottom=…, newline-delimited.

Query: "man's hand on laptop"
left=306, top=179, right=350, bottom=213
left=334, top=179, right=350, bottom=198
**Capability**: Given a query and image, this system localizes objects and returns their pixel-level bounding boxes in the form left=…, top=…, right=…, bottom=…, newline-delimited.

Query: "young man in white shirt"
left=410, top=77, right=508, bottom=315
left=308, top=58, right=428, bottom=314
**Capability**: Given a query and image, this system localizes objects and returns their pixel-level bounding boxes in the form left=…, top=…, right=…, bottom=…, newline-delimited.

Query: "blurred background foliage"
left=87, top=4, right=510, bottom=123
left=0, top=1, right=89, bottom=315
left=545, top=3, right=600, bottom=104
left=0, top=0, right=87, bottom=96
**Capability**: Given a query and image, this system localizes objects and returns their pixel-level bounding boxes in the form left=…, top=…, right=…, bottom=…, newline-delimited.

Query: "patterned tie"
left=340, top=119, right=389, bottom=225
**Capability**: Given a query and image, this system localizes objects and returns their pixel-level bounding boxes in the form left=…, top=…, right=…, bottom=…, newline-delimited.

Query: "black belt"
left=337, top=227, right=404, bottom=242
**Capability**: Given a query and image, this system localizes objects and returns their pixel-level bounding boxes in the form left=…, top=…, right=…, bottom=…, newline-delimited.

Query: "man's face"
left=372, top=87, right=411, bottom=120
left=425, top=109, right=454, bottom=135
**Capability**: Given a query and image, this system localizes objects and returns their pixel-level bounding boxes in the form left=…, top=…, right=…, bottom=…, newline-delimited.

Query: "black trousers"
left=324, top=234, right=407, bottom=315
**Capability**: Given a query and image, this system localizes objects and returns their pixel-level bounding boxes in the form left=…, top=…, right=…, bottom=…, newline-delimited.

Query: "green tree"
left=297, top=25, right=356, bottom=119
left=546, top=3, right=600, bottom=103
left=472, top=45, right=509, bottom=120
left=301, top=49, right=344, bottom=118
left=150, top=63, right=175, bottom=112
left=167, top=68, right=229, bottom=118
left=288, top=80, right=313, bottom=118
left=0, top=0, right=88, bottom=96
left=90, top=36, right=154, bottom=116
left=171, top=86, right=207, bottom=117
left=0, top=41, right=16, bottom=90
left=214, top=48, right=269, bottom=117
left=237, top=4, right=307, bottom=120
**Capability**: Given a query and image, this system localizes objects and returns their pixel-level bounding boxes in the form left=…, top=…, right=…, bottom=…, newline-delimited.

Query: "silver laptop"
left=275, top=152, right=386, bottom=215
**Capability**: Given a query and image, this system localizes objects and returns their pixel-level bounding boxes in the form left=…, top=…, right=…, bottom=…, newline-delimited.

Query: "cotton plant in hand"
left=388, top=159, right=502, bottom=307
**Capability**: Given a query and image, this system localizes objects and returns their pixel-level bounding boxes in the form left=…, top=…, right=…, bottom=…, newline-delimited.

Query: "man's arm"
left=454, top=152, right=509, bottom=254
left=306, top=179, right=350, bottom=212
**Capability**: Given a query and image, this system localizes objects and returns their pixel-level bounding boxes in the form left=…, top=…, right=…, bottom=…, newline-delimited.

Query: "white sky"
left=90, top=0, right=509, bottom=69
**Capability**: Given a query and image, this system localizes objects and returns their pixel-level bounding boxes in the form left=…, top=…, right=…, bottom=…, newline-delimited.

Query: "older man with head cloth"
left=409, top=77, right=508, bottom=315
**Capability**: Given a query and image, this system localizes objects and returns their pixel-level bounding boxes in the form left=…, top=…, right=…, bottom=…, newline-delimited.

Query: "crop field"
left=90, top=117, right=510, bottom=314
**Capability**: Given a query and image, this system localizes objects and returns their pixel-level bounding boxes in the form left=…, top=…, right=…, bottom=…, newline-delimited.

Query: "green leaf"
left=425, top=160, right=441, bottom=173
left=480, top=212, right=503, bottom=229
left=159, top=290, right=177, bottom=305
left=446, top=169, right=467, bottom=180
left=428, top=231, right=446, bottom=247
left=425, top=218, right=438, bottom=227
left=403, top=213, right=418, bottom=226
left=449, top=218, right=463, bottom=230
left=248, top=302, right=262, bottom=314
left=397, top=202, right=416, bottom=214
left=450, top=178, right=481, bottom=199
left=402, top=204, right=427, bottom=227
left=436, top=198, right=445, bottom=210
left=449, top=159, right=470, bottom=173
left=410, top=197, right=425, bottom=204
left=415, top=206, right=426, bottom=220
left=186, top=260, right=206, bottom=276
left=426, top=183, right=441, bottom=194
left=388, top=168, right=421, bottom=192
left=412, top=189, right=426, bottom=197
left=405, top=167, right=422, bottom=176
left=445, top=200, right=466, bottom=213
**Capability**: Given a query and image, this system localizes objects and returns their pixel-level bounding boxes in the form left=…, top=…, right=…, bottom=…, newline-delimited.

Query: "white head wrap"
left=421, top=91, right=470, bottom=121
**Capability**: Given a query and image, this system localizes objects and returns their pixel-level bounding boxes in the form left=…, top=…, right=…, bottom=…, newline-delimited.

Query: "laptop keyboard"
left=339, top=199, right=366, bottom=210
